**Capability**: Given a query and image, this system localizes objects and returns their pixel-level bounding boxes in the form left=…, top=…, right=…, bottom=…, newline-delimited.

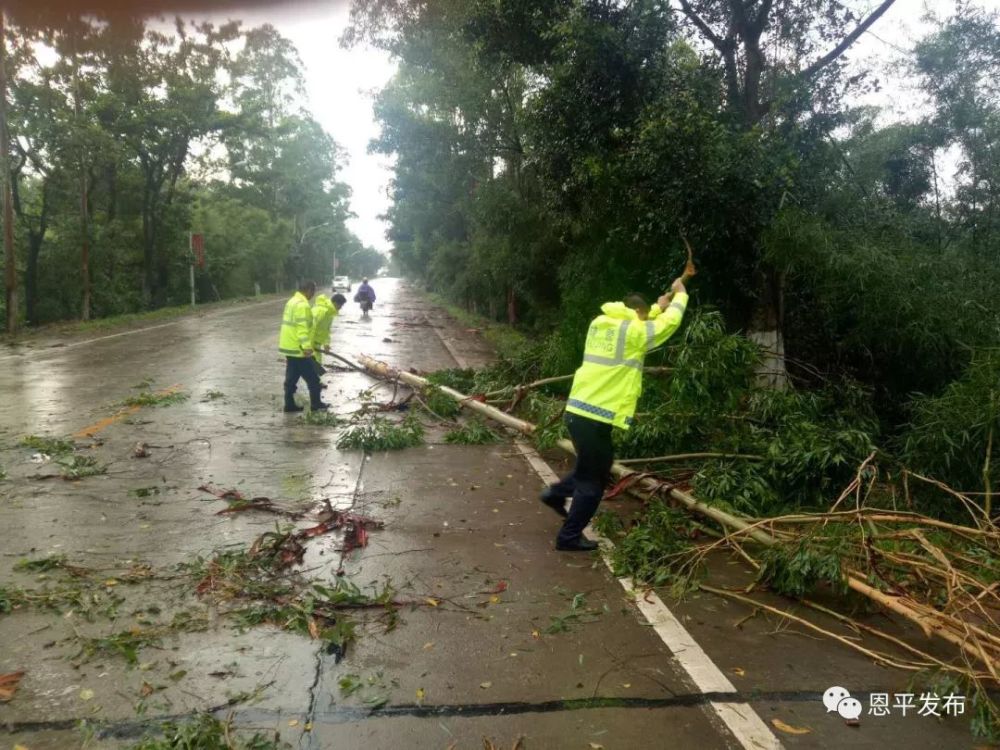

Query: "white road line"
left=424, top=313, right=469, bottom=368
left=18, top=297, right=283, bottom=352
left=514, top=440, right=782, bottom=750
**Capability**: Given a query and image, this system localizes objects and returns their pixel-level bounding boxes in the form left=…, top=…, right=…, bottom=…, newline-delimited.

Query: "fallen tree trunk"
left=355, top=353, right=1000, bottom=671
left=358, top=354, right=536, bottom=434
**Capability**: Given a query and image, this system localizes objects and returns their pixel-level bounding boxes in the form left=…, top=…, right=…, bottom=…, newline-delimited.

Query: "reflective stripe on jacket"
left=565, top=293, right=688, bottom=429
left=311, top=294, right=338, bottom=362
left=278, top=291, right=313, bottom=358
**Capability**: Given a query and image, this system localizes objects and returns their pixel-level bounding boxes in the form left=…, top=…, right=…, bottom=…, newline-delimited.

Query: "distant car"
left=332, top=276, right=352, bottom=292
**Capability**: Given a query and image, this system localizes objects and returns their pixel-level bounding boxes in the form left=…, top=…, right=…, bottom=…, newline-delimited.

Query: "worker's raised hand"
left=671, top=278, right=687, bottom=296
left=657, top=293, right=672, bottom=309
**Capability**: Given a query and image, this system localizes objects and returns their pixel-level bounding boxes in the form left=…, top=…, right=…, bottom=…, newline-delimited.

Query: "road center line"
left=73, top=384, right=182, bottom=438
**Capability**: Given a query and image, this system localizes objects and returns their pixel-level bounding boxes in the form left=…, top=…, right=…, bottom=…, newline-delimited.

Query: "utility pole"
left=0, top=11, right=16, bottom=335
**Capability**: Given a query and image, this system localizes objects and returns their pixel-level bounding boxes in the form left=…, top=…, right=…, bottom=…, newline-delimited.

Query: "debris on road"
left=122, top=387, right=188, bottom=408
left=301, top=409, right=343, bottom=426
left=336, top=413, right=424, bottom=451
left=198, top=484, right=302, bottom=518
left=0, top=670, right=25, bottom=702
left=20, top=434, right=75, bottom=455
left=771, top=718, right=812, bottom=735
left=308, top=502, right=384, bottom=556
left=444, top=418, right=501, bottom=445
left=133, top=441, right=150, bottom=458
left=54, top=453, right=106, bottom=480
left=129, top=713, right=286, bottom=750
left=191, top=544, right=400, bottom=653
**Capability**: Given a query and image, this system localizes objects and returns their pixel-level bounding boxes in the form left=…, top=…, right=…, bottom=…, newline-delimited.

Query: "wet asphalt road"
left=0, top=280, right=982, bottom=749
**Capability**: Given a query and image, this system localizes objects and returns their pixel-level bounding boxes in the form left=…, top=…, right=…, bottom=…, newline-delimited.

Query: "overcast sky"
left=210, top=0, right=997, bottom=255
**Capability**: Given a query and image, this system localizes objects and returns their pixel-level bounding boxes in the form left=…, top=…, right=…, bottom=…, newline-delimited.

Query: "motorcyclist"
left=354, top=278, right=376, bottom=318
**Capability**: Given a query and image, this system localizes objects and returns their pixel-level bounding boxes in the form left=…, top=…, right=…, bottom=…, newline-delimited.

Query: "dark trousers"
left=547, top=412, right=614, bottom=544
left=284, top=356, right=323, bottom=409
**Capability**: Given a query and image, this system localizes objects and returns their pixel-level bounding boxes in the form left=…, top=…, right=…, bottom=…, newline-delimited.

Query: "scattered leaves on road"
left=544, top=592, right=604, bottom=634
left=771, top=718, right=812, bottom=735
left=123, top=389, right=188, bottom=408
left=20, top=435, right=74, bottom=455
left=0, top=671, right=25, bottom=702
left=339, top=674, right=363, bottom=697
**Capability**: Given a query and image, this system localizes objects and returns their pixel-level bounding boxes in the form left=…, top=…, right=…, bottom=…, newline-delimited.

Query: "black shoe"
left=540, top=489, right=568, bottom=518
left=555, top=537, right=599, bottom=552
left=311, top=403, right=329, bottom=411
left=284, top=404, right=304, bottom=413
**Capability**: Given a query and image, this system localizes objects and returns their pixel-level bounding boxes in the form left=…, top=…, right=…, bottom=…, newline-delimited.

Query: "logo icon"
left=823, top=686, right=862, bottom=723
left=823, top=686, right=851, bottom=713
left=837, top=697, right=863, bottom=721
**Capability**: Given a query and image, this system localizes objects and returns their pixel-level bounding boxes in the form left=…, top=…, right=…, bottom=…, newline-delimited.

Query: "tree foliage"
left=0, top=17, right=381, bottom=325
left=356, top=0, right=1000, bottom=498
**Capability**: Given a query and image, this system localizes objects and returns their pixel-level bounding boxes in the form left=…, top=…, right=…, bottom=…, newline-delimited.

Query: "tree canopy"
left=0, top=15, right=382, bottom=326
left=350, top=0, right=1000, bottom=492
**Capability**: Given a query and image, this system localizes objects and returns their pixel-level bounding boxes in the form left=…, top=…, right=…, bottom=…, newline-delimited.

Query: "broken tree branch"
left=355, top=353, right=1000, bottom=672
left=801, top=0, right=898, bottom=79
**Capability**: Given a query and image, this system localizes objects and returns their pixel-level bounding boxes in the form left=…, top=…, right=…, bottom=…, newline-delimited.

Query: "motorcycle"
left=355, top=291, right=374, bottom=319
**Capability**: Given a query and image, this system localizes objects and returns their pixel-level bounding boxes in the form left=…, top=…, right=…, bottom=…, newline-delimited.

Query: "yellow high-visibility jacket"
left=311, top=294, right=339, bottom=363
left=278, top=291, right=313, bottom=358
left=565, top=294, right=688, bottom=429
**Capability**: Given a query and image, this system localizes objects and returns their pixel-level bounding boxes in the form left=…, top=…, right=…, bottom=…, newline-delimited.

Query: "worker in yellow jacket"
left=541, top=278, right=689, bottom=551
left=278, top=281, right=326, bottom=413
left=310, top=292, right=347, bottom=370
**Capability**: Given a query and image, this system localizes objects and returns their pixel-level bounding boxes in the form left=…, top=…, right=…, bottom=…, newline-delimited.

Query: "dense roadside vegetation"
left=351, top=0, right=1000, bottom=508
left=0, top=15, right=382, bottom=330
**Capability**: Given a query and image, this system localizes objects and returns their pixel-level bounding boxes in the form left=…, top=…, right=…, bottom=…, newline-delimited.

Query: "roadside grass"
left=425, top=292, right=524, bottom=357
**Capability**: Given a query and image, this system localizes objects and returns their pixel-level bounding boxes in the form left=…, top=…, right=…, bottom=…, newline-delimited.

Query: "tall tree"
left=101, top=18, right=237, bottom=306
left=914, top=3, right=1000, bottom=257
left=671, top=0, right=897, bottom=383
left=1, top=12, right=17, bottom=334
